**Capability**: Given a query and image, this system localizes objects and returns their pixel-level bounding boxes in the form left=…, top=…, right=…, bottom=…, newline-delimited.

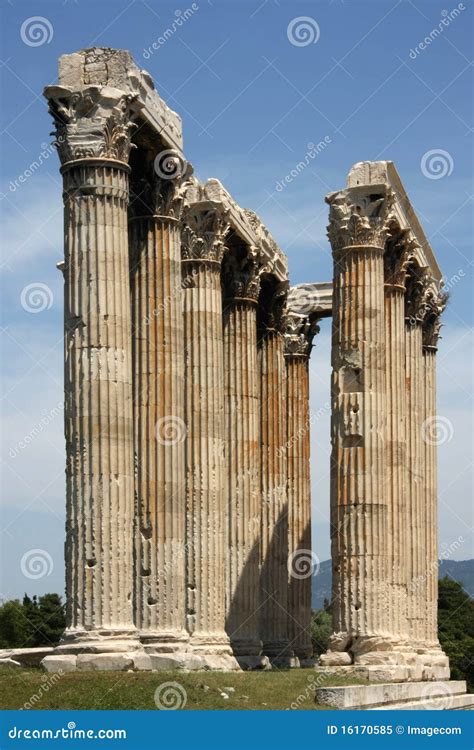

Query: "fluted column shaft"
left=62, top=161, right=138, bottom=643
left=180, top=206, right=237, bottom=670
left=422, top=348, right=438, bottom=646
left=322, top=187, right=395, bottom=666
left=224, top=295, right=262, bottom=659
left=286, top=353, right=312, bottom=660
left=385, top=285, right=409, bottom=641
left=259, top=325, right=295, bottom=664
left=130, top=213, right=187, bottom=650
left=405, top=320, right=425, bottom=644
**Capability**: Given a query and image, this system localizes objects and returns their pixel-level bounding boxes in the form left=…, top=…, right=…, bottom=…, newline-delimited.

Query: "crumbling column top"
left=44, top=47, right=183, bottom=153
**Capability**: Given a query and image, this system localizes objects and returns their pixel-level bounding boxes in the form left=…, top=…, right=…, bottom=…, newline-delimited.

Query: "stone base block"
left=371, top=694, right=474, bottom=710
left=41, top=655, right=78, bottom=673
left=76, top=653, right=135, bottom=671
left=55, top=628, right=142, bottom=655
left=315, top=680, right=467, bottom=709
left=422, top=666, right=451, bottom=681
left=319, top=651, right=352, bottom=666
left=0, top=647, right=54, bottom=667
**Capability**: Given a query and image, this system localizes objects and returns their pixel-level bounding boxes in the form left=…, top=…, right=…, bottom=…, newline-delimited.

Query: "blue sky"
left=0, top=0, right=472, bottom=600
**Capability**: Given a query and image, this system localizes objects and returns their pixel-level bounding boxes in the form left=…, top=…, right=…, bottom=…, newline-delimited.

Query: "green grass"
left=0, top=667, right=367, bottom=710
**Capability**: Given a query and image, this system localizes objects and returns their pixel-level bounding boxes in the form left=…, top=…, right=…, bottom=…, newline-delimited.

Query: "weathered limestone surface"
left=223, top=250, right=268, bottom=669
left=42, top=51, right=452, bottom=683
left=181, top=199, right=238, bottom=670
left=383, top=227, right=415, bottom=646
left=322, top=184, right=396, bottom=666
left=285, top=312, right=319, bottom=662
left=258, top=279, right=297, bottom=668
left=129, top=156, right=190, bottom=654
left=44, top=84, right=141, bottom=656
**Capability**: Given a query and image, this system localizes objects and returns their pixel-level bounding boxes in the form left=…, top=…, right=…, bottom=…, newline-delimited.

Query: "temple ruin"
left=35, top=48, right=451, bottom=682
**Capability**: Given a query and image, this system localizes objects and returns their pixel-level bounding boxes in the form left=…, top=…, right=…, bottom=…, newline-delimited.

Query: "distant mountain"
left=312, top=558, right=473, bottom=610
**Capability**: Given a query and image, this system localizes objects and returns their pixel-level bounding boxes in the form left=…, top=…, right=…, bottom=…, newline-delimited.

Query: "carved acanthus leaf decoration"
left=222, top=252, right=261, bottom=302
left=404, top=265, right=432, bottom=324
left=181, top=207, right=229, bottom=263
left=45, top=85, right=137, bottom=164
left=284, top=312, right=320, bottom=357
left=422, top=289, right=448, bottom=350
left=384, top=227, right=418, bottom=288
left=130, top=159, right=193, bottom=219
left=326, top=186, right=395, bottom=252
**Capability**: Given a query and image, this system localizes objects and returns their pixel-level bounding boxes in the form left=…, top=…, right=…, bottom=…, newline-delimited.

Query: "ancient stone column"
left=404, top=267, right=429, bottom=651
left=258, top=279, right=297, bottom=667
left=44, top=88, right=141, bottom=661
left=285, top=312, right=319, bottom=665
left=420, top=290, right=450, bottom=678
left=181, top=206, right=238, bottom=670
left=222, top=251, right=267, bottom=669
left=129, top=154, right=189, bottom=661
left=321, top=186, right=397, bottom=668
left=383, top=229, right=415, bottom=649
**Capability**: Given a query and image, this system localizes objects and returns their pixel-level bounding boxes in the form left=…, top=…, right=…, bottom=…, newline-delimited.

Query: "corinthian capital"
left=404, top=265, right=432, bottom=325
left=44, top=84, right=137, bottom=165
left=130, top=154, right=193, bottom=220
left=222, top=251, right=261, bottom=303
left=384, top=226, right=418, bottom=289
left=284, top=312, right=320, bottom=358
left=326, top=185, right=395, bottom=252
left=181, top=206, right=229, bottom=264
left=422, top=289, right=448, bottom=350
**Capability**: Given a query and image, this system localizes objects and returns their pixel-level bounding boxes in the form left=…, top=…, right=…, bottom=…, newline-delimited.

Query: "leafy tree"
left=438, top=577, right=474, bottom=691
left=0, top=594, right=66, bottom=649
left=311, top=602, right=332, bottom=657
left=0, top=600, right=30, bottom=648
